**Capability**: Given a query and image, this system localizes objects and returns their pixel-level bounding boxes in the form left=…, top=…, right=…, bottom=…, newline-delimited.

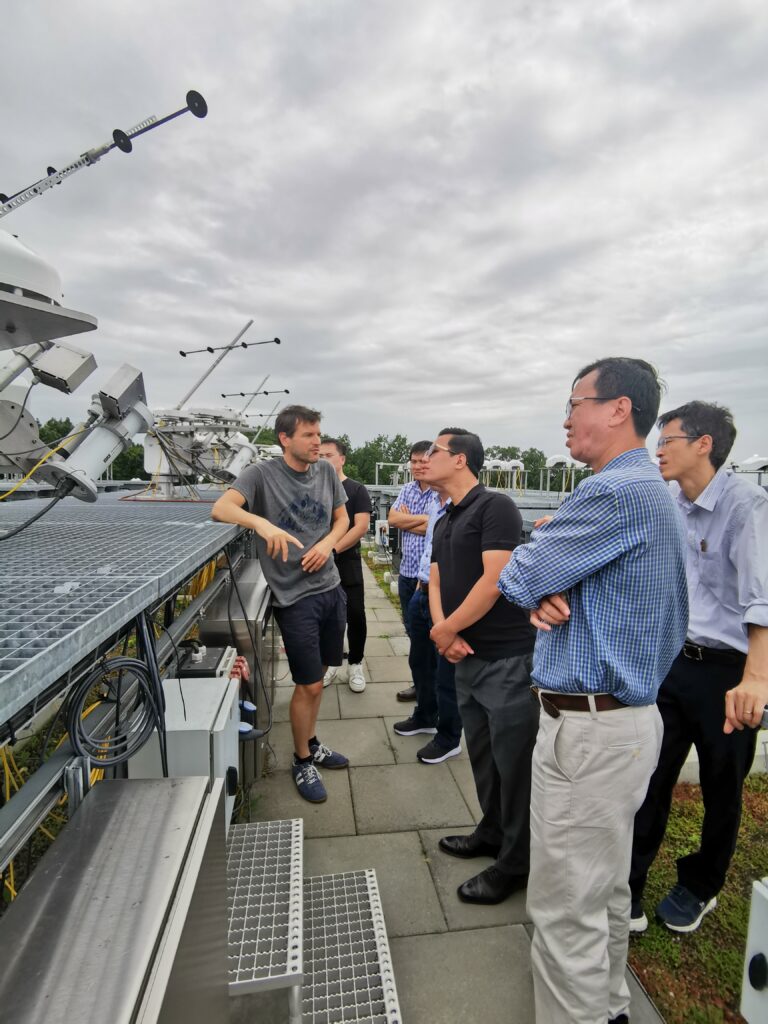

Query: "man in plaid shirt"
left=388, top=441, right=439, bottom=701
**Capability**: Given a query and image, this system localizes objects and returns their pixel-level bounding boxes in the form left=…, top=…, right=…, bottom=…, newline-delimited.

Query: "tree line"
left=35, top=419, right=577, bottom=489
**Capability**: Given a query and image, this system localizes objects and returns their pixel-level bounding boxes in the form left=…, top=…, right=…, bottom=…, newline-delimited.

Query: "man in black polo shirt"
left=424, top=428, right=538, bottom=905
left=319, top=437, right=373, bottom=692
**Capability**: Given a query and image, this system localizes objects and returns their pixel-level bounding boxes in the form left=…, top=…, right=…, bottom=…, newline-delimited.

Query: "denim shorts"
left=273, top=586, right=347, bottom=685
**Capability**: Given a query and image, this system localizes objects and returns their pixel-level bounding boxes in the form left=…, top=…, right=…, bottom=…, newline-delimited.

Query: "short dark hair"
left=658, top=401, right=737, bottom=470
left=410, top=440, right=432, bottom=458
left=438, top=427, right=484, bottom=477
left=321, top=436, right=347, bottom=457
left=573, top=357, right=663, bottom=437
left=275, top=404, right=321, bottom=447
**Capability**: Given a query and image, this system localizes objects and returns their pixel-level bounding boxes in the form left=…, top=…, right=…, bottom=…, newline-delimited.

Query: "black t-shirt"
left=335, top=477, right=373, bottom=586
left=431, top=484, right=534, bottom=660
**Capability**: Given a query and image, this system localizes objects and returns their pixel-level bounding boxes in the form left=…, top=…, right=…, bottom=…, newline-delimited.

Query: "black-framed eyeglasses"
left=425, top=441, right=458, bottom=458
left=656, top=435, right=702, bottom=450
left=565, top=395, right=641, bottom=417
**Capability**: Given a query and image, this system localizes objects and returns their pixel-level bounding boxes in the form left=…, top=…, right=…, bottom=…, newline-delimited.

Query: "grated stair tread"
left=227, top=818, right=304, bottom=993
left=303, top=869, right=401, bottom=1024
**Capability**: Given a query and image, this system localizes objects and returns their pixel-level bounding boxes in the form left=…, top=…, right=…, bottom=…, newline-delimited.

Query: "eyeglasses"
left=424, top=441, right=458, bottom=458
left=565, top=395, right=641, bottom=417
left=656, top=435, right=701, bottom=449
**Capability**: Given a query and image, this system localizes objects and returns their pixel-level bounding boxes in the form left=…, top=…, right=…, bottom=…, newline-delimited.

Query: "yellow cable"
left=0, top=429, right=88, bottom=500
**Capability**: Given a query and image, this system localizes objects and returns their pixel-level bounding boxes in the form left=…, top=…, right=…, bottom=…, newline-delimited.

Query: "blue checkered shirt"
left=392, top=481, right=439, bottom=578
left=498, top=448, right=688, bottom=705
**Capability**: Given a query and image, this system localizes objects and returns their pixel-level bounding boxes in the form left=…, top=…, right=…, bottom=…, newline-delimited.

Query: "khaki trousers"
left=527, top=701, right=663, bottom=1024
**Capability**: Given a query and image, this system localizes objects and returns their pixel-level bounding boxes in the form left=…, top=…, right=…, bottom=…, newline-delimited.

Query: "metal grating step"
left=303, top=870, right=401, bottom=1024
left=227, top=818, right=304, bottom=993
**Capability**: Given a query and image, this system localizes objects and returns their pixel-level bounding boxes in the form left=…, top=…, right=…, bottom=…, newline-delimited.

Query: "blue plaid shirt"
left=498, top=448, right=688, bottom=705
left=392, top=481, right=439, bottom=578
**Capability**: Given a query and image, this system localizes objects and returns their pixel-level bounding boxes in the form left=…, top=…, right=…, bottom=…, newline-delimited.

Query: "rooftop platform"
left=232, top=562, right=664, bottom=1024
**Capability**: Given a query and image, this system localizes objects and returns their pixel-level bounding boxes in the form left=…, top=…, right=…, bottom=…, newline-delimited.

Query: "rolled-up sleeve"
left=498, top=484, right=625, bottom=609
left=732, top=495, right=768, bottom=629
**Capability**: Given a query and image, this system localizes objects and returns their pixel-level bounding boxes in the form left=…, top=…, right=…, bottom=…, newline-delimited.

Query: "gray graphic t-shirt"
left=231, top=458, right=347, bottom=607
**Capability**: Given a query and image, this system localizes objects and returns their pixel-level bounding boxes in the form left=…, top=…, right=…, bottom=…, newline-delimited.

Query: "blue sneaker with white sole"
left=655, top=883, right=717, bottom=933
left=292, top=758, right=327, bottom=803
left=309, top=740, right=349, bottom=769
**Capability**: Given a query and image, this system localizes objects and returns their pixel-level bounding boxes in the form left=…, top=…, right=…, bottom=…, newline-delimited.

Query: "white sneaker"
left=323, top=667, right=338, bottom=687
left=348, top=663, right=366, bottom=693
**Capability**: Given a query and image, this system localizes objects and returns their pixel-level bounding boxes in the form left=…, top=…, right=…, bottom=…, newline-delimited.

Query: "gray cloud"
left=2, top=0, right=767, bottom=463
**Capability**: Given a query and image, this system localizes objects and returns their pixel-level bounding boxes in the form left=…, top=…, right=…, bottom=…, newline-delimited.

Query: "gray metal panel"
left=0, top=492, right=240, bottom=725
left=227, top=819, right=304, bottom=993
left=0, top=777, right=213, bottom=1024
left=303, top=870, right=402, bottom=1024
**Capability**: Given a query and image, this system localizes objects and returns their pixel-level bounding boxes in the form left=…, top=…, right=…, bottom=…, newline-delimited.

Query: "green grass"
left=629, top=774, right=768, bottom=1023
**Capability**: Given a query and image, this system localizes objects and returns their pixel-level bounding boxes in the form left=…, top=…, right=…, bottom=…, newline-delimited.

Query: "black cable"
left=65, top=657, right=158, bottom=767
left=224, top=548, right=273, bottom=737
left=0, top=494, right=64, bottom=542
left=154, top=620, right=186, bottom=721
left=0, top=381, right=38, bottom=441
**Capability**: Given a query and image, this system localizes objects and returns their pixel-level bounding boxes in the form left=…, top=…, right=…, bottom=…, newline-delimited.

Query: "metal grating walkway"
left=227, top=818, right=304, bottom=993
left=0, top=492, right=238, bottom=724
left=303, top=870, right=401, bottom=1024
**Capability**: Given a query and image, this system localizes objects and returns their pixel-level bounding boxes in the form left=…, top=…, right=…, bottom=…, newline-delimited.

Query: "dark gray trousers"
left=454, top=652, right=538, bottom=876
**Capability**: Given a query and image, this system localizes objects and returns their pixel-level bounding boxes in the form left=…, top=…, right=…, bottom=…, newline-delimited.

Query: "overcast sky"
left=2, top=0, right=767, bottom=461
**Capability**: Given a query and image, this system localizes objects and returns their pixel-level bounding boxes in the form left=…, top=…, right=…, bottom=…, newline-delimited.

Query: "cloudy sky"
left=2, top=0, right=767, bottom=461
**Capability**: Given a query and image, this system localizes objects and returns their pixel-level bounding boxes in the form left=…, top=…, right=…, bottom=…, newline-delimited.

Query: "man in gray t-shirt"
left=212, top=405, right=351, bottom=804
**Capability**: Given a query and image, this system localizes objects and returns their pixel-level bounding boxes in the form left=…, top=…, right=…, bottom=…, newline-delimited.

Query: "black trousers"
left=342, top=582, right=367, bottom=664
left=454, top=652, right=538, bottom=876
left=630, top=650, right=756, bottom=903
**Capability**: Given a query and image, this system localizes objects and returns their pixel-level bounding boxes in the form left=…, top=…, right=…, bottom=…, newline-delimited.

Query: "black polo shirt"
left=431, top=483, right=534, bottom=661
left=335, top=477, right=372, bottom=586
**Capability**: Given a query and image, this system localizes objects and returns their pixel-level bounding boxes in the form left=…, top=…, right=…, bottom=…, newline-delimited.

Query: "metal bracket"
left=64, top=756, right=91, bottom=818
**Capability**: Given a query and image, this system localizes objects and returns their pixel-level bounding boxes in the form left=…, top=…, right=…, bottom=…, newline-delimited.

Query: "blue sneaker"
left=292, top=758, right=327, bottom=803
left=309, top=740, right=349, bottom=769
left=655, top=883, right=717, bottom=933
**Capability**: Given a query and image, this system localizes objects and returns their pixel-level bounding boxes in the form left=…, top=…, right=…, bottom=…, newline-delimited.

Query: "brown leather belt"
left=531, top=687, right=626, bottom=719
left=416, top=581, right=429, bottom=596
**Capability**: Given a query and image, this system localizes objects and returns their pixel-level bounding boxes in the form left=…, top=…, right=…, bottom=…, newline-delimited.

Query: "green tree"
left=485, top=445, right=522, bottom=461
left=349, top=433, right=412, bottom=484
left=111, top=444, right=148, bottom=480
left=37, top=417, right=73, bottom=445
left=521, top=447, right=547, bottom=488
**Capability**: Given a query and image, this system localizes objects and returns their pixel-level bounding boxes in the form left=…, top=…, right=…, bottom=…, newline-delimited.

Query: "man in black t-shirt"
left=423, top=428, right=538, bottom=906
left=319, top=438, right=373, bottom=693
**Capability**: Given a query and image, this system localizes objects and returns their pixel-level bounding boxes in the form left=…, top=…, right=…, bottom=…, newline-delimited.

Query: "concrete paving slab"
left=447, top=757, right=483, bottom=822
left=350, top=763, right=474, bottom=833
left=250, top=766, right=355, bottom=838
left=419, top=828, right=529, bottom=929
left=365, top=655, right=412, bottom=682
left=373, top=622, right=408, bottom=638
left=303, top=831, right=447, bottom=938
left=388, top=635, right=411, bottom=656
left=369, top=605, right=402, bottom=622
left=258, top=718, right=394, bottom=769
left=390, top=925, right=535, bottom=1024
left=338, top=682, right=404, bottom=719
left=271, top=683, right=340, bottom=723
left=360, top=636, right=396, bottom=656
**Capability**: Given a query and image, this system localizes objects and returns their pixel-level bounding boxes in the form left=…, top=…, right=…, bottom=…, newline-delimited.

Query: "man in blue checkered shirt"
left=498, top=357, right=687, bottom=1024
left=388, top=442, right=440, bottom=700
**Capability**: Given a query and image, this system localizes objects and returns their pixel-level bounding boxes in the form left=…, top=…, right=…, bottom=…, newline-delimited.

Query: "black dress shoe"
left=439, top=833, right=501, bottom=860
left=608, top=1016, right=629, bottom=1024
left=396, top=685, right=417, bottom=702
left=457, top=865, right=528, bottom=905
